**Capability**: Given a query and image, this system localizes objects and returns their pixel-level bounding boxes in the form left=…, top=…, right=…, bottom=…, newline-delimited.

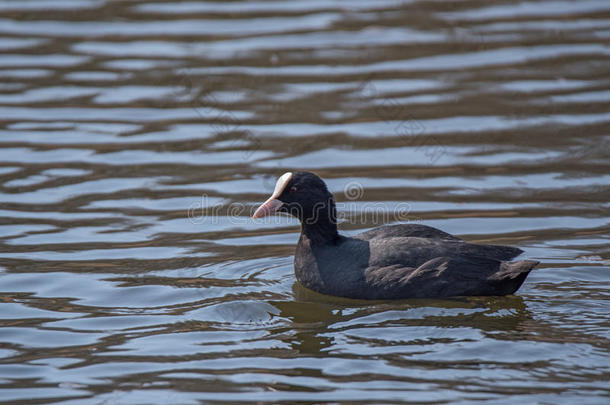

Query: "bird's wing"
left=363, top=232, right=524, bottom=264
left=356, top=225, right=523, bottom=261
left=363, top=256, right=538, bottom=299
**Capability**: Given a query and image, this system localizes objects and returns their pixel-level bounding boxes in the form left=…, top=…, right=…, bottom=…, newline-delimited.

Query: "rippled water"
left=1, top=0, right=609, bottom=403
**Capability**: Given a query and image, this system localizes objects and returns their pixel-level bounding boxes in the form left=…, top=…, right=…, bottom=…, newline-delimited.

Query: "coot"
left=253, top=171, right=539, bottom=300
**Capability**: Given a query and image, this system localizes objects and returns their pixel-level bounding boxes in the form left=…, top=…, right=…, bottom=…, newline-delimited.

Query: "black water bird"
left=253, top=172, right=539, bottom=300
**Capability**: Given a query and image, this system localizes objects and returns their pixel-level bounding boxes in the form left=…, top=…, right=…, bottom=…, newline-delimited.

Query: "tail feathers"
left=489, top=259, right=540, bottom=295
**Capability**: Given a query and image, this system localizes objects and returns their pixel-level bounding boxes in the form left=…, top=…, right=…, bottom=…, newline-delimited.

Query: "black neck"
left=300, top=199, right=339, bottom=245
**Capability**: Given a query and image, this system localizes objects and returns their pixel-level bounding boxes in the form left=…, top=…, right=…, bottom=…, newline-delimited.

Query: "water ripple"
left=0, top=0, right=608, bottom=403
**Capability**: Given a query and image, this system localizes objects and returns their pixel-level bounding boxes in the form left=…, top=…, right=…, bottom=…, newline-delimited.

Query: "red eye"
left=290, top=186, right=297, bottom=193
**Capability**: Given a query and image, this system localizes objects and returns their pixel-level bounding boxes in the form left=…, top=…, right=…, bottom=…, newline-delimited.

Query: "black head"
left=253, top=171, right=336, bottom=225
left=277, top=172, right=335, bottom=223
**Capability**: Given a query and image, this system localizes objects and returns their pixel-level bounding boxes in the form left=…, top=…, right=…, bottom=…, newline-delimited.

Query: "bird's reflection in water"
left=265, top=282, right=533, bottom=355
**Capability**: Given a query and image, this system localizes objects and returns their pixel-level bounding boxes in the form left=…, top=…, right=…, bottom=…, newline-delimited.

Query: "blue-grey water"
left=0, top=0, right=609, bottom=404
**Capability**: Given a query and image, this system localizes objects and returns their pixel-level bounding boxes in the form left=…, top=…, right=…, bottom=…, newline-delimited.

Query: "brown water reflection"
left=0, top=0, right=609, bottom=403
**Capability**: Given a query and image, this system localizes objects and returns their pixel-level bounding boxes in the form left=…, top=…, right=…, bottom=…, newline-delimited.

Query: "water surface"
left=0, top=0, right=609, bottom=403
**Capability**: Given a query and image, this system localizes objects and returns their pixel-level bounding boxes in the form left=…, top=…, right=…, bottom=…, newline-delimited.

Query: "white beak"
left=252, top=172, right=293, bottom=219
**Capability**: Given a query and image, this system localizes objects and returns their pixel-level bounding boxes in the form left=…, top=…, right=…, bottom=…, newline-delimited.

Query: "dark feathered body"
left=295, top=224, right=538, bottom=300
